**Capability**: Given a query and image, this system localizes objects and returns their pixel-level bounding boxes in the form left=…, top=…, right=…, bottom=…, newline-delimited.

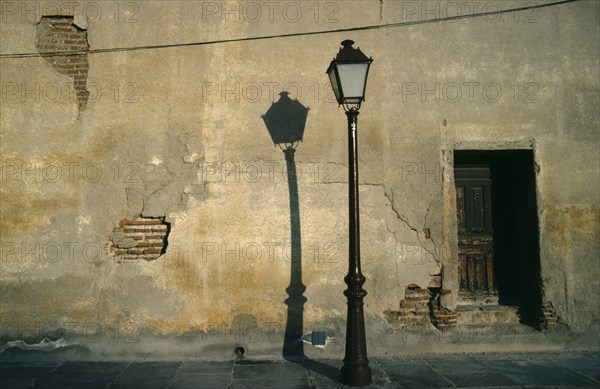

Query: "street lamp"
left=326, top=39, right=373, bottom=387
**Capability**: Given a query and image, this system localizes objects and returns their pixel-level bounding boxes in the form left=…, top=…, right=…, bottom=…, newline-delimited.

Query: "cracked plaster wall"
left=0, top=0, right=598, bottom=357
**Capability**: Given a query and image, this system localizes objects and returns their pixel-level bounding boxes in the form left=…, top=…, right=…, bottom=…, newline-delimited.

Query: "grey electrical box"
left=311, top=331, right=327, bottom=346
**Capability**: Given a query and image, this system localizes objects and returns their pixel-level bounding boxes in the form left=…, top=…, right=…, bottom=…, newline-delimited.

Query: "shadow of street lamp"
left=263, top=91, right=307, bottom=151
left=262, top=92, right=309, bottom=361
left=262, top=92, right=342, bottom=383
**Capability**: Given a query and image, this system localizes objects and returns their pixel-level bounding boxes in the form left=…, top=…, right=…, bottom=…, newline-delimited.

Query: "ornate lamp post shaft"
left=326, top=39, right=373, bottom=387
left=340, top=107, right=372, bottom=386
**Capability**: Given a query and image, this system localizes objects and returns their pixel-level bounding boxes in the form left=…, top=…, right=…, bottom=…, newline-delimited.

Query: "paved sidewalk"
left=0, top=351, right=598, bottom=388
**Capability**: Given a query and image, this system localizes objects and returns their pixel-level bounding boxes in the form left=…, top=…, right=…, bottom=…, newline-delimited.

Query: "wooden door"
left=455, top=166, right=497, bottom=302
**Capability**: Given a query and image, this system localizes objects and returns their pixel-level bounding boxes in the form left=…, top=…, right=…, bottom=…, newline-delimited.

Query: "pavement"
left=0, top=351, right=598, bottom=388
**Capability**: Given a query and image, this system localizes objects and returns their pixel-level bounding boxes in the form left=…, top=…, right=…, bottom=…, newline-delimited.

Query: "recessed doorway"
left=454, top=150, right=542, bottom=327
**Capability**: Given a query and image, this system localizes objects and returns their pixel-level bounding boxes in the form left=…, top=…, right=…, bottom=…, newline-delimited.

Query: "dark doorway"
left=454, top=150, right=542, bottom=327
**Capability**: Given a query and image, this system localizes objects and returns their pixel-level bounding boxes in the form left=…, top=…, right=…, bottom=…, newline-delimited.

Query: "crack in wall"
left=383, top=185, right=444, bottom=305
left=423, top=203, right=441, bottom=265
left=384, top=189, right=440, bottom=266
left=385, top=191, right=418, bottom=234
left=124, top=133, right=205, bottom=219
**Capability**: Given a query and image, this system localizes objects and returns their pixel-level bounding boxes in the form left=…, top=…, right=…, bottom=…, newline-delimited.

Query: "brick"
left=111, top=217, right=169, bottom=262
left=136, top=242, right=165, bottom=248
left=405, top=289, right=429, bottom=296
left=130, top=219, right=162, bottom=226
left=126, top=225, right=153, bottom=231
left=145, top=240, right=165, bottom=246
left=407, top=297, right=430, bottom=302
left=383, top=310, right=400, bottom=321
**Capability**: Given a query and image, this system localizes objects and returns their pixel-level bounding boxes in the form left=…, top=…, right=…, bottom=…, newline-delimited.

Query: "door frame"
left=440, top=141, right=542, bottom=312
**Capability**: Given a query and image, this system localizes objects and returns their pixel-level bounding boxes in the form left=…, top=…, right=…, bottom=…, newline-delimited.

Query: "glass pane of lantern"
left=328, top=67, right=342, bottom=103
left=337, top=63, right=369, bottom=101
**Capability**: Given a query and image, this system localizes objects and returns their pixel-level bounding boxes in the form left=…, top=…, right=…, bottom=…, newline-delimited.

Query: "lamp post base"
left=341, top=363, right=372, bottom=387
left=340, top=280, right=372, bottom=387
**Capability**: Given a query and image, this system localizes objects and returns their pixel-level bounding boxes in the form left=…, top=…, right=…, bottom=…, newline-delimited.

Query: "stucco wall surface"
left=0, top=0, right=598, bottom=358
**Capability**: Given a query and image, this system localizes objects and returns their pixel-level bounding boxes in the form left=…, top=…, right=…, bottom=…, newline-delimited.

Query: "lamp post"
left=326, top=39, right=373, bottom=387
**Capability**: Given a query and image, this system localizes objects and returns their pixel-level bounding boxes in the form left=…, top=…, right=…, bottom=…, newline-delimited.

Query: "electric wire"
left=0, top=0, right=580, bottom=59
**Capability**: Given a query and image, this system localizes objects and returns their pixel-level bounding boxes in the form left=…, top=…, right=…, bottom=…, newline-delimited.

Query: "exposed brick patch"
left=539, top=301, right=561, bottom=330
left=109, top=217, right=170, bottom=262
left=385, top=284, right=457, bottom=330
left=385, top=284, right=432, bottom=326
left=429, top=288, right=458, bottom=330
left=35, top=16, right=89, bottom=110
left=430, top=307, right=458, bottom=330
